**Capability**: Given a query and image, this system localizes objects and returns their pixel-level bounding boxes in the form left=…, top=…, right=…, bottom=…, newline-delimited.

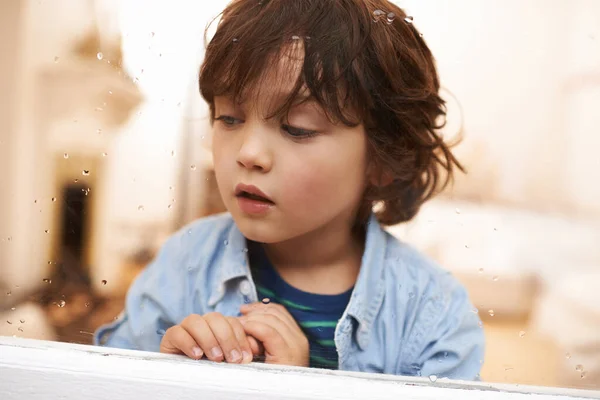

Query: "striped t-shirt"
left=248, top=241, right=353, bottom=369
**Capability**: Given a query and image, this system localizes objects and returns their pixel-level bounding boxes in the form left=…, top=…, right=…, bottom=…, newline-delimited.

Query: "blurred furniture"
left=387, top=198, right=600, bottom=389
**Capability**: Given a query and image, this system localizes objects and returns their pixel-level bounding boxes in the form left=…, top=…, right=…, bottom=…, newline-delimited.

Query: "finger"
left=226, top=316, right=253, bottom=363
left=241, top=303, right=299, bottom=337
left=240, top=318, right=288, bottom=363
left=180, top=314, right=224, bottom=362
left=204, top=312, right=244, bottom=363
left=160, top=325, right=204, bottom=360
left=247, top=335, right=265, bottom=357
left=241, top=313, right=296, bottom=348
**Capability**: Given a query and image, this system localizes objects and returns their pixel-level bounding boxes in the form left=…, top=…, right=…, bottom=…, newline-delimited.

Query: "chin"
left=229, top=211, right=281, bottom=243
left=235, top=220, right=285, bottom=243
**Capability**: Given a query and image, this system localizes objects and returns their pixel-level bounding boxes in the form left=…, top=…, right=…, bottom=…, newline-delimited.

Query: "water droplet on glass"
left=566, top=352, right=571, bottom=359
left=156, top=328, right=166, bottom=335
left=429, top=375, right=438, bottom=383
left=11, top=307, right=16, bottom=311
left=262, top=298, right=271, bottom=304
left=581, top=371, right=587, bottom=379
left=190, top=164, right=197, bottom=171
left=575, top=364, right=584, bottom=372
left=471, top=307, right=479, bottom=314
left=6, top=291, right=11, bottom=296
left=478, top=268, right=484, bottom=273
left=20, top=319, right=25, bottom=324
left=108, top=90, right=113, bottom=95
left=493, top=275, right=499, bottom=281
left=464, top=244, right=470, bottom=249
left=478, top=321, right=483, bottom=328
left=488, top=309, right=495, bottom=317
left=6, top=320, right=12, bottom=324
left=404, top=16, right=414, bottom=24
left=138, top=205, right=144, bottom=211
left=64, top=153, right=69, bottom=159
left=97, top=52, right=104, bottom=60
left=43, top=278, right=51, bottom=284
left=150, top=32, right=155, bottom=38
left=167, top=204, right=172, bottom=209
left=519, top=330, right=526, bottom=338
left=386, top=12, right=396, bottom=24
left=51, top=197, right=56, bottom=202
left=44, top=229, right=49, bottom=234
left=171, top=150, right=175, bottom=156
left=102, top=152, right=108, bottom=157
left=34, top=199, right=38, bottom=204
left=54, top=56, right=59, bottom=63
left=85, top=302, right=91, bottom=308
left=96, top=128, right=102, bottom=135
left=58, top=300, right=66, bottom=308
left=372, top=9, right=386, bottom=22
left=18, top=327, right=23, bottom=332
left=7, top=237, right=12, bottom=242
left=408, top=292, right=415, bottom=299
left=95, top=107, right=104, bottom=112
left=74, top=179, right=79, bottom=183
left=224, top=239, right=229, bottom=246
left=455, top=208, right=461, bottom=214
left=101, top=280, right=107, bottom=285
left=187, top=229, right=192, bottom=235
left=242, top=248, right=249, bottom=253
left=232, top=38, right=239, bottom=43
left=292, top=35, right=301, bottom=40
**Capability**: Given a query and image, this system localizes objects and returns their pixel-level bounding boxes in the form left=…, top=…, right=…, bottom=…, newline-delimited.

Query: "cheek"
left=212, top=132, right=235, bottom=186
left=279, top=143, right=367, bottom=207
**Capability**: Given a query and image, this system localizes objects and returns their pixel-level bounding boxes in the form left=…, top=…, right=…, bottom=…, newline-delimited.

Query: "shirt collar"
left=345, top=213, right=387, bottom=349
left=208, top=218, right=250, bottom=306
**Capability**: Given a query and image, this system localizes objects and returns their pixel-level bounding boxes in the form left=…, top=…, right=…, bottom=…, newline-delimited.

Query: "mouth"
left=234, top=184, right=274, bottom=204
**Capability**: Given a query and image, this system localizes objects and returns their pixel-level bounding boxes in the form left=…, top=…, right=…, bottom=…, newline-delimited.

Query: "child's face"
left=211, top=64, right=368, bottom=243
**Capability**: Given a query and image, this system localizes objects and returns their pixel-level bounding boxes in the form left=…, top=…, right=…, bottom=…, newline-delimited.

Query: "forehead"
left=238, top=43, right=307, bottom=107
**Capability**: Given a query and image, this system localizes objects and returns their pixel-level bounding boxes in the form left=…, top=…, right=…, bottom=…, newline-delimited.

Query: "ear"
left=367, top=161, right=395, bottom=187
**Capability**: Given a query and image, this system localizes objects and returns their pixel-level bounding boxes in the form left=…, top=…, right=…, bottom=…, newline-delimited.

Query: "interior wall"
left=0, top=1, right=22, bottom=278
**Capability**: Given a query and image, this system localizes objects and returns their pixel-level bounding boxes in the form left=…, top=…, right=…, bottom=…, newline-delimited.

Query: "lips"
left=234, top=183, right=274, bottom=204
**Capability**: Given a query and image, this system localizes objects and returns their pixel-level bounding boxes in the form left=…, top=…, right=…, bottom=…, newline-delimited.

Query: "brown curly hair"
left=199, top=0, right=464, bottom=226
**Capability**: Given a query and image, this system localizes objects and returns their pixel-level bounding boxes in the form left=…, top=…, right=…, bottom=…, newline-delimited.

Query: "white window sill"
left=0, top=336, right=597, bottom=400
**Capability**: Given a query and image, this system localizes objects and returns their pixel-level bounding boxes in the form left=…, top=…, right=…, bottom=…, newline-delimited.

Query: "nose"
left=236, top=123, right=272, bottom=172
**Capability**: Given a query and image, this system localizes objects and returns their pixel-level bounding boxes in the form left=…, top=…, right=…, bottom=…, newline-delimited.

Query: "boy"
left=96, top=0, right=484, bottom=380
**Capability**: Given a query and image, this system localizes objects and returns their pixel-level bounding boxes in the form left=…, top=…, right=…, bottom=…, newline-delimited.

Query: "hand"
left=239, top=302, right=309, bottom=367
left=160, top=312, right=262, bottom=364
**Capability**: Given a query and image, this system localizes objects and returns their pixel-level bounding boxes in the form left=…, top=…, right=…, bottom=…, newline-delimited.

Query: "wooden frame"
left=1, top=336, right=598, bottom=400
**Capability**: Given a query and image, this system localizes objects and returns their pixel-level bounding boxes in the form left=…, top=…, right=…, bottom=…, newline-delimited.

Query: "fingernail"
left=242, top=351, right=252, bottom=363
left=211, top=347, right=223, bottom=358
left=192, top=346, right=203, bottom=358
left=230, top=349, right=241, bottom=362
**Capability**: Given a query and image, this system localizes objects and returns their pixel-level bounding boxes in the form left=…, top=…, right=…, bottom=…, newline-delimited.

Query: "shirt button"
left=240, top=280, right=252, bottom=296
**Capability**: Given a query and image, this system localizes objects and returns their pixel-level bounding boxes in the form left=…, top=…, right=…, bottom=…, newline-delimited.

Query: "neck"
left=261, top=215, right=367, bottom=294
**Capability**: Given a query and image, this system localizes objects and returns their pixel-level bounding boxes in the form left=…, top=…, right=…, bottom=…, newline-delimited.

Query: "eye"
left=215, top=115, right=243, bottom=126
left=282, top=124, right=318, bottom=139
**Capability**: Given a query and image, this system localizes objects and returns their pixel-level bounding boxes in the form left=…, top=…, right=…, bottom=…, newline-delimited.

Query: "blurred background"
left=0, top=0, right=598, bottom=391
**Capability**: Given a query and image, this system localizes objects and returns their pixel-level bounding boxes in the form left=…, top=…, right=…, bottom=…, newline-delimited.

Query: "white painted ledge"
left=1, top=336, right=598, bottom=400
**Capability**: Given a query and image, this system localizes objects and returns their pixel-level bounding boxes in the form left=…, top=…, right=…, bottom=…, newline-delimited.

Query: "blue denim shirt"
left=95, top=212, right=485, bottom=380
